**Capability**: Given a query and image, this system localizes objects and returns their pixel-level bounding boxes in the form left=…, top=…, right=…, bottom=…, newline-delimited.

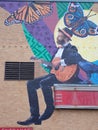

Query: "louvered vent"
left=5, top=62, right=34, bottom=80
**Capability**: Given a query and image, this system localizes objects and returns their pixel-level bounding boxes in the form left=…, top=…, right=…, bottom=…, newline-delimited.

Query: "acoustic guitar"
left=31, top=56, right=77, bottom=82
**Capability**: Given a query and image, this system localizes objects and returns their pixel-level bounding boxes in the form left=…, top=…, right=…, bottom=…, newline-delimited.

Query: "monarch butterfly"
left=4, top=2, right=53, bottom=26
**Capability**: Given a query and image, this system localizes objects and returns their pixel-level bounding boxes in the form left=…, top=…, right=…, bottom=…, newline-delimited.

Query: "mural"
left=0, top=1, right=98, bottom=125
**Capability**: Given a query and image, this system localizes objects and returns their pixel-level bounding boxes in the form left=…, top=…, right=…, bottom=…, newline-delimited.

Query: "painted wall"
left=0, top=2, right=98, bottom=130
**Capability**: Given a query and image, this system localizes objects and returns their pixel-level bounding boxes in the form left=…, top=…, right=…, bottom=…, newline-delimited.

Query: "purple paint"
left=0, top=2, right=26, bottom=13
left=0, top=1, right=57, bottom=56
left=43, top=3, right=59, bottom=33
left=25, top=20, right=57, bottom=56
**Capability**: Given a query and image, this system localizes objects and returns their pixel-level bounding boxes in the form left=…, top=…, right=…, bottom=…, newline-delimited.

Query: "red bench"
left=54, top=84, right=98, bottom=109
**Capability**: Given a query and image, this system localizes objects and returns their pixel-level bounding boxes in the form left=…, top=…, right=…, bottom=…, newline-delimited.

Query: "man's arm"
left=63, top=46, right=82, bottom=65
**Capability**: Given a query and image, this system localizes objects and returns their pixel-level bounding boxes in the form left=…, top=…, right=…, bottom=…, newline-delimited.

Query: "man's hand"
left=30, top=56, right=42, bottom=63
left=55, top=62, right=61, bottom=70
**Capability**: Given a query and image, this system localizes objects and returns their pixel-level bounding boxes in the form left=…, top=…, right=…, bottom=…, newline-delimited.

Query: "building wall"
left=0, top=6, right=98, bottom=130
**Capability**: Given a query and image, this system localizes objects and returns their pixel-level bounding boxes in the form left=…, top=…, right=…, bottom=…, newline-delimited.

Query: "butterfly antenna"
left=87, top=9, right=96, bottom=18
left=87, top=9, right=92, bottom=17
left=88, top=13, right=96, bottom=18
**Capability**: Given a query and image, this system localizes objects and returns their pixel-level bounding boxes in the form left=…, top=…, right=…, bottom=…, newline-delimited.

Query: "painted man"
left=17, top=27, right=98, bottom=126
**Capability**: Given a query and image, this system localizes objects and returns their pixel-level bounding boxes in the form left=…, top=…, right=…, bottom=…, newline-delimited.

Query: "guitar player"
left=17, top=27, right=91, bottom=126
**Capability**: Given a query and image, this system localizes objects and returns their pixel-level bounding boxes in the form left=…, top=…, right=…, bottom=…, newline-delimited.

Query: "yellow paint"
left=54, top=10, right=98, bottom=62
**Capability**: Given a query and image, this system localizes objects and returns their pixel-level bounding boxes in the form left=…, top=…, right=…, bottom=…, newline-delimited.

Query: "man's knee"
left=40, top=80, right=47, bottom=89
left=40, top=79, right=53, bottom=91
left=27, top=80, right=35, bottom=90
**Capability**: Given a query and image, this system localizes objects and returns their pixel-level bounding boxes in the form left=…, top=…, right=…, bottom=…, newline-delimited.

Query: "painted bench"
left=54, top=84, right=98, bottom=109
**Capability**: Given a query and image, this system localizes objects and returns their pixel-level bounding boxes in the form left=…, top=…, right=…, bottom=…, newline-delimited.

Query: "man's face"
left=57, top=31, right=69, bottom=45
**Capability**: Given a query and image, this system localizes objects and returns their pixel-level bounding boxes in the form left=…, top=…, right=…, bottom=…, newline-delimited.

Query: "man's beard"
left=57, top=39, right=65, bottom=45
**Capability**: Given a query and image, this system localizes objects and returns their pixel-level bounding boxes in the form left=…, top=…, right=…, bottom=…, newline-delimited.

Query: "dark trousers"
left=27, top=71, right=81, bottom=117
left=27, top=73, right=62, bottom=117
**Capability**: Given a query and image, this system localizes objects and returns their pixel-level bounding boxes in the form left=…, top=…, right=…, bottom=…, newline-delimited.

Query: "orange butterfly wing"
left=14, top=5, right=40, bottom=23
left=34, top=3, right=52, bottom=17
left=25, top=6, right=40, bottom=23
left=14, top=5, right=28, bottom=21
left=5, top=2, right=52, bottom=25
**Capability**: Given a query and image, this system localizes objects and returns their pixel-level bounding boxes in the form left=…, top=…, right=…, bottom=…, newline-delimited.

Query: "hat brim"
left=58, top=28, right=72, bottom=41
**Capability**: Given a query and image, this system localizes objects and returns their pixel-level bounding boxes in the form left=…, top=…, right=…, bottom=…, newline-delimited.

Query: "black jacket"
left=59, top=43, right=98, bottom=76
left=56, top=43, right=83, bottom=65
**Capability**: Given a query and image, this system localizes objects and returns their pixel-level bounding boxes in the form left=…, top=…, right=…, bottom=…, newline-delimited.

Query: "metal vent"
left=5, top=62, right=34, bottom=80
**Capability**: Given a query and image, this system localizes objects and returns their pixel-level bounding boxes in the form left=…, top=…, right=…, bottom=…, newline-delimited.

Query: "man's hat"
left=58, top=27, right=73, bottom=41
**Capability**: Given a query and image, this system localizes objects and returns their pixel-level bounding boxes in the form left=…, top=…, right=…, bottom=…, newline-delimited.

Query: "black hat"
left=58, top=27, right=73, bottom=40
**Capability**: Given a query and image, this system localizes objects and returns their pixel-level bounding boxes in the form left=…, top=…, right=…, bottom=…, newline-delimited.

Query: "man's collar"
left=58, top=42, right=70, bottom=48
left=63, top=42, right=70, bottom=47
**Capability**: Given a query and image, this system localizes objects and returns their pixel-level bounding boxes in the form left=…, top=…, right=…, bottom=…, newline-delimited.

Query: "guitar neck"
left=30, top=56, right=53, bottom=67
left=41, top=60, right=52, bottom=67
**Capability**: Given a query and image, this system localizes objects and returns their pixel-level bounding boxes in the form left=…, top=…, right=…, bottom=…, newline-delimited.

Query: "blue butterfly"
left=64, top=2, right=98, bottom=38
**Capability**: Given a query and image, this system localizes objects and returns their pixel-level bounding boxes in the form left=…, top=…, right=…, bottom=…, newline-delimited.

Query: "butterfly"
left=4, top=1, right=53, bottom=26
left=64, top=2, right=98, bottom=38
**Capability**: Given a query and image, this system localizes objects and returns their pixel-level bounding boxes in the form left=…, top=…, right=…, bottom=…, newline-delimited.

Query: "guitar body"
left=51, top=57, right=77, bottom=82
left=31, top=56, right=77, bottom=82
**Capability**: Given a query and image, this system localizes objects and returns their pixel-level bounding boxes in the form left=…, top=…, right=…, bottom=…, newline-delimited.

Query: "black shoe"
left=17, top=116, right=41, bottom=125
left=39, top=106, right=54, bottom=121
